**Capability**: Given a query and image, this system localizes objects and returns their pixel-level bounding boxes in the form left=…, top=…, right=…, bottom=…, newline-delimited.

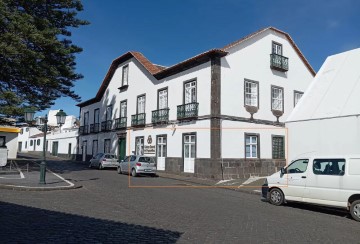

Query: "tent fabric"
left=287, top=48, right=360, bottom=123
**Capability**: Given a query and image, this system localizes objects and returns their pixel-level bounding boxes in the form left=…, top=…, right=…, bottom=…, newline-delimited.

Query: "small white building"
left=0, top=126, right=20, bottom=161
left=18, top=111, right=79, bottom=159
left=77, top=27, right=315, bottom=179
left=286, top=48, right=360, bottom=160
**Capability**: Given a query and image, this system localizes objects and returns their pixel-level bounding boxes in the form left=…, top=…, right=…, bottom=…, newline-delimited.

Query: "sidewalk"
left=0, top=159, right=80, bottom=191
left=157, top=172, right=265, bottom=195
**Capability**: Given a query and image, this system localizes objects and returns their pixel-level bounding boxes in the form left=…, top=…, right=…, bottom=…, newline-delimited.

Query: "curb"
left=0, top=171, right=19, bottom=175
left=158, top=174, right=262, bottom=196
left=0, top=183, right=82, bottom=191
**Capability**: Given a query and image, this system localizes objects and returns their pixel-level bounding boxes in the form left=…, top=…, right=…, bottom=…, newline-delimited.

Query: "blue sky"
left=46, top=0, right=360, bottom=117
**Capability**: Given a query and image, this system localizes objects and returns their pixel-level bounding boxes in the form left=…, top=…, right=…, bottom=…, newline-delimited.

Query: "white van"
left=262, top=155, right=360, bottom=221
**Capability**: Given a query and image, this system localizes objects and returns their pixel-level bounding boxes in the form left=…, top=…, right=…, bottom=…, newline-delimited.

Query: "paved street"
left=0, top=157, right=358, bottom=243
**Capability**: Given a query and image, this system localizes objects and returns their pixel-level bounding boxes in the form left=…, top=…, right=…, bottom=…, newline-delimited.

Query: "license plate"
left=145, top=169, right=152, bottom=172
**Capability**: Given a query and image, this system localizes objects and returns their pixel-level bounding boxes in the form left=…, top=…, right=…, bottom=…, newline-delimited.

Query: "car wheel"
left=350, top=200, right=360, bottom=222
left=131, top=168, right=137, bottom=177
left=98, top=162, right=103, bottom=170
left=269, top=188, right=284, bottom=206
left=117, top=166, right=122, bottom=174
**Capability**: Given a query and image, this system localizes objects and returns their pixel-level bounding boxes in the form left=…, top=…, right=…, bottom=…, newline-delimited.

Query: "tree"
left=0, top=0, right=89, bottom=121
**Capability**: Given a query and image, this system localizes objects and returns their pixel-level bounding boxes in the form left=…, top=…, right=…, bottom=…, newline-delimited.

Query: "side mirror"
left=280, top=167, right=286, bottom=174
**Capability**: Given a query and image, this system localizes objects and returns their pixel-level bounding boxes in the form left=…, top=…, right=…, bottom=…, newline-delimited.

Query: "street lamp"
left=55, top=109, right=67, bottom=132
left=24, top=108, right=56, bottom=184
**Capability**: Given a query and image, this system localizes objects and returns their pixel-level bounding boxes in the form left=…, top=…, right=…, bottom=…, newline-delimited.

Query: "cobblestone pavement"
left=0, top=156, right=359, bottom=243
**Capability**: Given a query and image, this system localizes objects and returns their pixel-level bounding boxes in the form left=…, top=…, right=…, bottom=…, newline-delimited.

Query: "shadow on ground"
left=0, top=201, right=182, bottom=243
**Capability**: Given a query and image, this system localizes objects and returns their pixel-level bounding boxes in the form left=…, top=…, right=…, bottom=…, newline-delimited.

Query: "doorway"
left=156, top=135, right=167, bottom=170
left=183, top=133, right=196, bottom=173
left=52, top=141, right=58, bottom=156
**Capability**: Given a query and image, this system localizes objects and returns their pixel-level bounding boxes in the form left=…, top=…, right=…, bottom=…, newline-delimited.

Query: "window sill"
left=118, top=85, right=129, bottom=92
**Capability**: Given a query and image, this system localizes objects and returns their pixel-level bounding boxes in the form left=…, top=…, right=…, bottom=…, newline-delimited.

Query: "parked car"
left=117, top=155, right=157, bottom=177
left=262, top=155, right=360, bottom=221
left=89, top=153, right=119, bottom=169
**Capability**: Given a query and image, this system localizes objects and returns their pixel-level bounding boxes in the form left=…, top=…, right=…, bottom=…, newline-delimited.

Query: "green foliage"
left=0, top=0, right=89, bottom=118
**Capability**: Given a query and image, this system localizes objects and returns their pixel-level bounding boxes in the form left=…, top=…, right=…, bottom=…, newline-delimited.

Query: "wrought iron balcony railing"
left=177, top=102, right=199, bottom=120
left=152, top=108, right=169, bottom=124
left=270, top=53, right=289, bottom=72
left=131, top=113, right=146, bottom=126
left=101, top=120, right=112, bottom=131
left=79, top=125, right=89, bottom=135
left=115, top=117, right=127, bottom=129
left=90, top=123, right=100, bottom=133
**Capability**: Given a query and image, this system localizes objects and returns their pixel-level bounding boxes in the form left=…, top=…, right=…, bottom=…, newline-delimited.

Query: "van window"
left=313, top=159, right=345, bottom=176
left=286, top=159, right=308, bottom=174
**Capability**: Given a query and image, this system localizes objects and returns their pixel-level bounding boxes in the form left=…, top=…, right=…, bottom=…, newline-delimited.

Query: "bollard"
left=39, top=162, right=46, bottom=184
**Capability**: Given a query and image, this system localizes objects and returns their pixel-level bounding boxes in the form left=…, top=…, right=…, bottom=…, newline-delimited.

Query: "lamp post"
left=55, top=109, right=67, bottom=132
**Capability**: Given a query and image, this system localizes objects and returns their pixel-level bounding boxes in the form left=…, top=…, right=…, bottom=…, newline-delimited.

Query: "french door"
left=183, top=134, right=196, bottom=173
left=157, top=136, right=167, bottom=170
left=135, top=137, right=144, bottom=155
left=185, top=81, right=196, bottom=104
left=158, top=89, right=168, bottom=109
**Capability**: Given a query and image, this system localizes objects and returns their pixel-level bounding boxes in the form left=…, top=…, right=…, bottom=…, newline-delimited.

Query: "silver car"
left=117, top=155, right=157, bottom=177
left=89, top=153, right=119, bottom=169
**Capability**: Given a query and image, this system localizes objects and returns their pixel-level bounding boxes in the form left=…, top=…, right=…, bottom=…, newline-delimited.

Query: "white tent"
left=286, top=48, right=360, bottom=160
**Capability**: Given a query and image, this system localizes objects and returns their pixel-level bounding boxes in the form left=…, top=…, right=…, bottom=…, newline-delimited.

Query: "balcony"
left=270, top=53, right=289, bottom=72
left=177, top=102, right=199, bottom=120
left=152, top=108, right=169, bottom=124
left=131, top=113, right=146, bottom=127
left=101, top=120, right=113, bottom=131
left=89, top=123, right=100, bottom=133
left=79, top=125, right=89, bottom=135
left=115, top=117, right=127, bottom=129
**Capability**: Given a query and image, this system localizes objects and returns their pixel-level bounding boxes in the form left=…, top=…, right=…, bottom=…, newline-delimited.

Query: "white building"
left=286, top=48, right=360, bottom=160
left=77, top=27, right=315, bottom=179
left=18, top=111, right=79, bottom=159
left=0, top=126, right=20, bottom=161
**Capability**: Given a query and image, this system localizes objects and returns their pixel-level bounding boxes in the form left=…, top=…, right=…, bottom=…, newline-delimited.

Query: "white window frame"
left=245, top=134, right=259, bottom=158
left=120, top=100, right=127, bottom=118
left=158, top=88, right=168, bottom=109
left=272, top=42, right=283, bottom=55
left=184, top=81, right=196, bottom=104
left=244, top=80, right=258, bottom=107
left=294, top=91, right=304, bottom=107
left=271, top=86, right=284, bottom=111
left=137, top=95, right=146, bottom=114
left=122, top=65, right=129, bottom=86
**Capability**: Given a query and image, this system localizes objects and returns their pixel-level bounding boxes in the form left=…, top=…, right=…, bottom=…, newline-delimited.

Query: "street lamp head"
left=55, top=109, right=67, bottom=125
left=24, top=108, right=36, bottom=122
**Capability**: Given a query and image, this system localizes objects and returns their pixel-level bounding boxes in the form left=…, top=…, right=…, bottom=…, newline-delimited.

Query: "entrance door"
left=18, top=142, right=22, bottom=152
left=68, top=143, right=72, bottom=157
left=118, top=137, right=126, bottom=161
left=157, top=136, right=167, bottom=170
left=183, top=134, right=195, bottom=173
left=281, top=159, right=309, bottom=201
left=82, top=141, right=87, bottom=161
left=52, top=142, right=59, bottom=156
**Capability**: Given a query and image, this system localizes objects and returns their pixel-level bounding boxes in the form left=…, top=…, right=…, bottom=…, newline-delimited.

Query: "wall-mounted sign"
left=144, top=145, right=155, bottom=155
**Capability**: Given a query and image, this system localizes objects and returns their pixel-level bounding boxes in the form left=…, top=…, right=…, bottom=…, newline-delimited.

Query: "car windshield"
left=138, top=157, right=154, bottom=163
left=105, top=154, right=116, bottom=159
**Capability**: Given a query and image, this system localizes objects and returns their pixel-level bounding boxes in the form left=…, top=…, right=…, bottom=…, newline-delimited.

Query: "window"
left=272, top=136, right=285, bottom=159
left=20, top=129, right=23, bottom=134
left=294, top=91, right=304, bottom=107
left=84, top=111, right=89, bottom=126
left=285, top=159, right=308, bottom=174
left=37, top=139, right=40, bottom=146
left=244, top=80, right=258, bottom=107
left=122, top=65, right=129, bottom=86
left=272, top=42, right=282, bottom=55
left=0, top=136, right=5, bottom=147
left=104, top=139, right=111, bottom=154
left=158, top=88, right=168, bottom=109
left=271, top=86, right=284, bottom=111
left=120, top=100, right=127, bottom=118
left=106, top=105, right=112, bottom=121
left=135, top=136, right=144, bottom=155
left=30, top=140, right=33, bottom=146
left=245, top=134, right=259, bottom=158
left=313, top=159, right=346, bottom=176
left=137, top=95, right=145, bottom=114
left=25, top=141, right=27, bottom=149
left=94, top=109, right=99, bottom=124
left=26, top=128, right=29, bottom=132
left=184, top=80, right=196, bottom=104
left=92, top=140, right=98, bottom=156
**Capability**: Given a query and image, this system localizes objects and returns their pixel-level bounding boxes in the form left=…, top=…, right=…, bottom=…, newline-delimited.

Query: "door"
left=183, top=134, right=196, bottom=173
left=52, top=141, right=59, bottom=156
left=92, top=140, right=98, bottom=156
left=137, top=96, right=145, bottom=114
left=135, top=137, right=144, bottom=155
left=184, top=81, right=196, bottom=104
left=118, top=137, right=126, bottom=161
left=157, top=136, right=167, bottom=170
left=158, top=89, right=168, bottom=109
left=68, top=143, right=72, bottom=157
left=82, top=141, right=87, bottom=161
left=282, top=159, right=309, bottom=201
left=18, top=142, right=22, bottom=152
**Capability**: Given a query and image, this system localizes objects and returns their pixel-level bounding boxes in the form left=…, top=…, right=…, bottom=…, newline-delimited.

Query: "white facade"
left=286, top=48, right=360, bottom=160
left=78, top=27, right=315, bottom=179
left=0, top=127, right=20, bottom=160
